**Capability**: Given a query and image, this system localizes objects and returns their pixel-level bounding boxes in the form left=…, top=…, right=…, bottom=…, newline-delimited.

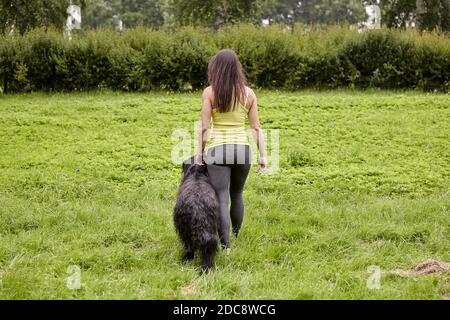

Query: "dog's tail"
left=199, top=232, right=217, bottom=272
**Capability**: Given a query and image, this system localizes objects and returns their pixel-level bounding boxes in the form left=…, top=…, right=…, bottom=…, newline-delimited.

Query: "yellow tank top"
left=205, top=89, right=250, bottom=151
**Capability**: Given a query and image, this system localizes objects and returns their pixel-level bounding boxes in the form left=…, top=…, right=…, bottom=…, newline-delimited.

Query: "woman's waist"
left=210, top=124, right=246, bottom=130
left=208, top=127, right=248, bottom=136
left=206, top=127, right=248, bottom=143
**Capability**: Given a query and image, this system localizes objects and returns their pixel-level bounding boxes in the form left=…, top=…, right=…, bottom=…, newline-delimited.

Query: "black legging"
left=205, top=144, right=251, bottom=248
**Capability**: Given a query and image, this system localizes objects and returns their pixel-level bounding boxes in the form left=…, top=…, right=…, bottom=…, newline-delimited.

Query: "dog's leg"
left=184, top=244, right=195, bottom=261
left=178, top=228, right=195, bottom=262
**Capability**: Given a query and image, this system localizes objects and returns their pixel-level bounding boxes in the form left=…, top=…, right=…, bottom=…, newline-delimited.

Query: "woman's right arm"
left=247, top=88, right=267, bottom=174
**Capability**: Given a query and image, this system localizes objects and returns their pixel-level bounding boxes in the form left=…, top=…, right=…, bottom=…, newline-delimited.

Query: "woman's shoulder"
left=202, top=86, right=213, bottom=98
left=244, top=86, right=256, bottom=100
left=248, top=85, right=257, bottom=92
left=244, top=86, right=256, bottom=109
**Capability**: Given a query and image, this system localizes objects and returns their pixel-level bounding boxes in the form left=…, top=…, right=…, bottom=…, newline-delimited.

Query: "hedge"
left=0, top=24, right=449, bottom=93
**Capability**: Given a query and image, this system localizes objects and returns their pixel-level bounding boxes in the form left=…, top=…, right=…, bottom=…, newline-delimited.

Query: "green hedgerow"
left=0, top=24, right=449, bottom=93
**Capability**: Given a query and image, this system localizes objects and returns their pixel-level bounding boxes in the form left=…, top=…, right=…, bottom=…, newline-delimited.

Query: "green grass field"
left=0, top=89, right=448, bottom=299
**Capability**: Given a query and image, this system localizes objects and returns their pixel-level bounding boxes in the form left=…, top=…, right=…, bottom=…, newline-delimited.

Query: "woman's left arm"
left=197, top=88, right=212, bottom=165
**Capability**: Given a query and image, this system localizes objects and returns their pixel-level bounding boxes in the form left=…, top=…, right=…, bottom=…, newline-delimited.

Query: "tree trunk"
left=416, top=0, right=426, bottom=31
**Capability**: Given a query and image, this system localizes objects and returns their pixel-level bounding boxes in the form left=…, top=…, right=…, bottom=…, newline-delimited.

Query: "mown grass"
left=0, top=89, right=448, bottom=299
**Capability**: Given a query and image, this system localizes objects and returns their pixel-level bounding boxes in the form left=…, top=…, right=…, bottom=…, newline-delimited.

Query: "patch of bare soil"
left=389, top=260, right=449, bottom=299
left=390, top=260, right=450, bottom=277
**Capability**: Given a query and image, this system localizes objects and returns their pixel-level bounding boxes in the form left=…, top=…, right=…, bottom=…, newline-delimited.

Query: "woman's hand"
left=196, top=153, right=205, bottom=165
left=258, top=156, right=267, bottom=175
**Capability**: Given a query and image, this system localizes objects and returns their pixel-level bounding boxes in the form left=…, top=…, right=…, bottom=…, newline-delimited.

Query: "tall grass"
left=0, top=90, right=448, bottom=299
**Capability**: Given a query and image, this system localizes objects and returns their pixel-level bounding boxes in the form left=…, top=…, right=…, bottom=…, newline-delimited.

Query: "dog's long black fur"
left=173, top=157, right=219, bottom=272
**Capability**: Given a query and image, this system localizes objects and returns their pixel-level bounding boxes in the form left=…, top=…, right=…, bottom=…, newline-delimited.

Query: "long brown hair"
left=207, top=49, right=247, bottom=113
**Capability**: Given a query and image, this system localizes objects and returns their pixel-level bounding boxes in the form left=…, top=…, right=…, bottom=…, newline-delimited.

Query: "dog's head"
left=182, top=156, right=208, bottom=180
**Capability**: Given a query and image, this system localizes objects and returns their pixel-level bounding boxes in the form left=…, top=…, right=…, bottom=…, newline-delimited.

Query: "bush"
left=0, top=24, right=449, bottom=93
left=338, top=28, right=450, bottom=91
left=218, top=24, right=299, bottom=88
left=0, top=34, right=25, bottom=93
left=53, top=30, right=116, bottom=91
left=22, top=29, right=66, bottom=91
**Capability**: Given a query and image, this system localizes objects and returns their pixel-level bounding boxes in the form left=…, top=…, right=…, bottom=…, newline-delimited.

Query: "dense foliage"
left=0, top=24, right=449, bottom=93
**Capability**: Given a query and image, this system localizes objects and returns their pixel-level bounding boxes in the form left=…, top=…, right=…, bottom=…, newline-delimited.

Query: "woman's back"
left=206, top=87, right=250, bottom=150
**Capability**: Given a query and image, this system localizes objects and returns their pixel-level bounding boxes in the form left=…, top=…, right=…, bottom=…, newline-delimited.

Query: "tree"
left=172, top=0, right=261, bottom=28
left=261, top=0, right=367, bottom=26
left=82, top=0, right=122, bottom=29
left=373, top=0, right=450, bottom=30
left=121, top=0, right=164, bottom=28
left=261, top=0, right=300, bottom=25
left=0, top=0, right=88, bottom=34
left=82, top=0, right=164, bottom=29
left=420, top=0, right=450, bottom=31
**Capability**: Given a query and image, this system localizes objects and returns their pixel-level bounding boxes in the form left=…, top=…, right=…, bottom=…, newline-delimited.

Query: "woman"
left=197, top=48, right=267, bottom=254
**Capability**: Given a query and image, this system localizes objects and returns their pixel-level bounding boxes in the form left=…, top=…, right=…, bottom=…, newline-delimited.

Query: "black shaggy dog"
left=173, top=157, right=219, bottom=272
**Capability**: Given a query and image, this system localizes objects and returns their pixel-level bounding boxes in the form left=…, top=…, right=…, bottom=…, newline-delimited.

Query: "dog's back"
left=173, top=161, right=219, bottom=272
